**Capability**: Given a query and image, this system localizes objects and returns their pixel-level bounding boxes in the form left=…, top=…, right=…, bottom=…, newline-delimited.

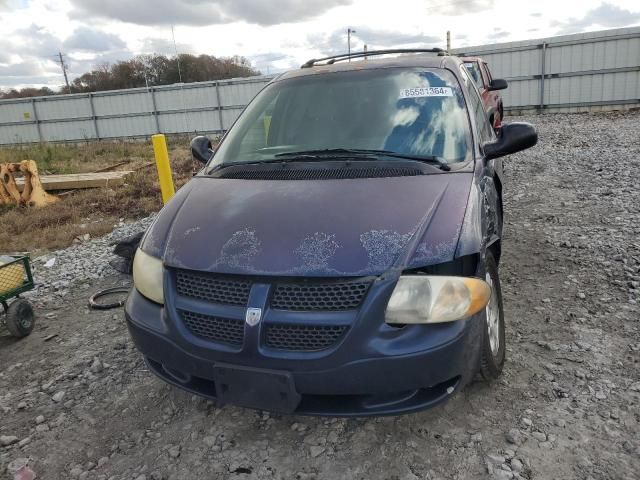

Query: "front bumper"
left=125, top=279, right=483, bottom=416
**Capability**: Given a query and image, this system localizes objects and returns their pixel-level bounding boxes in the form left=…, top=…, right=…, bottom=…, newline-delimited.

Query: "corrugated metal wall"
left=0, top=76, right=273, bottom=145
left=452, top=26, right=640, bottom=112
left=1, top=27, right=638, bottom=145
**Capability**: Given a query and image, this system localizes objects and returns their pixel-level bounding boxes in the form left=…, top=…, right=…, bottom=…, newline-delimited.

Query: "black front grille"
left=216, top=166, right=424, bottom=181
left=265, top=324, right=348, bottom=351
left=271, top=280, right=371, bottom=311
left=175, top=270, right=250, bottom=306
left=180, top=310, right=244, bottom=346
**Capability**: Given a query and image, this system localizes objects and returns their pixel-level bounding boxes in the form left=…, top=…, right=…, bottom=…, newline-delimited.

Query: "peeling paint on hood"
left=142, top=174, right=473, bottom=277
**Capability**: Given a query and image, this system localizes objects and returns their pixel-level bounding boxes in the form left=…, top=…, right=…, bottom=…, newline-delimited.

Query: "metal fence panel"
left=453, top=26, right=640, bottom=111
left=97, top=115, right=156, bottom=139
left=93, top=91, right=153, bottom=116
left=0, top=100, right=36, bottom=124
left=154, top=85, right=219, bottom=111
left=0, top=124, right=39, bottom=144
left=35, top=96, right=92, bottom=121
left=1, top=26, right=639, bottom=145
left=218, top=80, right=266, bottom=106
left=40, top=120, right=95, bottom=142
left=221, top=108, right=243, bottom=130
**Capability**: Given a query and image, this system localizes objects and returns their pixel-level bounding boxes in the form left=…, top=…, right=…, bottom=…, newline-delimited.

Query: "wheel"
left=478, top=251, right=505, bottom=380
left=5, top=298, right=35, bottom=338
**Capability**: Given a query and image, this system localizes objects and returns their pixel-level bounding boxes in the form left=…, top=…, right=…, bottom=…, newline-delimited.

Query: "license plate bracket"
left=213, top=364, right=301, bottom=414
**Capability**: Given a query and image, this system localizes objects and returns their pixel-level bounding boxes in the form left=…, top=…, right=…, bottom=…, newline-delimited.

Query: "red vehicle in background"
left=462, top=57, right=507, bottom=129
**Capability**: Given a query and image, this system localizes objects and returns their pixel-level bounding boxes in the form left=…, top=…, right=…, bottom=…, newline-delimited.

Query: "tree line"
left=0, top=53, right=261, bottom=99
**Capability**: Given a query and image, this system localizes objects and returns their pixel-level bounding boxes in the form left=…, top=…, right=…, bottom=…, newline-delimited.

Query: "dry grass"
left=0, top=141, right=200, bottom=254
left=0, top=141, right=169, bottom=174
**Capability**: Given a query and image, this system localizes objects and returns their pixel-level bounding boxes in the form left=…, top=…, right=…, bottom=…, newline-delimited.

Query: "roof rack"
left=301, top=48, right=447, bottom=68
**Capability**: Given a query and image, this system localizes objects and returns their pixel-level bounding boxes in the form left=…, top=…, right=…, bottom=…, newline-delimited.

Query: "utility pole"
left=364, top=44, right=368, bottom=60
left=446, top=31, right=451, bottom=52
left=347, top=28, right=356, bottom=61
left=171, top=25, right=183, bottom=83
left=57, top=51, right=71, bottom=93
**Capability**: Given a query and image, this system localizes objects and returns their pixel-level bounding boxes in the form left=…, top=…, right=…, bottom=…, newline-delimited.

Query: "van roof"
left=275, top=52, right=464, bottom=81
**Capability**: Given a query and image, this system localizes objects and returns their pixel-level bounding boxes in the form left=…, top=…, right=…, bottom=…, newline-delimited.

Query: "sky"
left=0, top=0, right=639, bottom=90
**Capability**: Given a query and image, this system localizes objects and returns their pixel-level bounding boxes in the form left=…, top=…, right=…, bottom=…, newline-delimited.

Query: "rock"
left=167, top=445, right=181, bottom=458
left=35, top=424, right=49, bottom=433
left=487, top=454, right=506, bottom=464
left=531, top=431, right=547, bottom=442
left=470, top=433, right=483, bottom=442
left=35, top=415, right=45, bottom=425
left=521, top=417, right=532, bottom=427
left=70, top=467, right=83, bottom=478
left=511, top=459, right=524, bottom=472
left=310, top=445, right=326, bottom=458
left=18, top=437, right=31, bottom=448
left=493, top=471, right=513, bottom=480
left=0, top=435, right=19, bottom=446
left=52, top=391, right=65, bottom=403
left=203, top=436, right=216, bottom=447
left=90, top=357, right=103, bottom=374
left=506, top=429, right=524, bottom=445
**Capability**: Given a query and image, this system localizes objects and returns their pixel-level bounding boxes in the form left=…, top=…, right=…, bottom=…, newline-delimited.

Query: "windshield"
left=211, top=68, right=472, bottom=167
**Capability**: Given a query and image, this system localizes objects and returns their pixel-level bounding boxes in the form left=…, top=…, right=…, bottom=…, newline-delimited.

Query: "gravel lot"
left=1, top=111, right=639, bottom=480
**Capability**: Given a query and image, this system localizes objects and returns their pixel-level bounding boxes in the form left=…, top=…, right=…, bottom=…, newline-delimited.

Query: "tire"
left=5, top=298, right=35, bottom=338
left=478, top=251, right=505, bottom=380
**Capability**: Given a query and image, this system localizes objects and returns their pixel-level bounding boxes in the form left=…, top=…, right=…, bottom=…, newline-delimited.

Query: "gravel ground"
left=1, top=111, right=639, bottom=480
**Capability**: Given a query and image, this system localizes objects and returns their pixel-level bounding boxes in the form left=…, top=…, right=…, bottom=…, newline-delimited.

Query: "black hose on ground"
left=88, top=286, right=130, bottom=310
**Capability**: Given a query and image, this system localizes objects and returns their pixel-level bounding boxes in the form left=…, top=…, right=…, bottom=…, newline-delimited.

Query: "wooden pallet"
left=15, top=171, right=133, bottom=191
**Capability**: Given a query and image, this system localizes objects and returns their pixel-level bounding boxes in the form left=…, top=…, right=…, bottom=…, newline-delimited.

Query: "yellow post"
left=151, top=134, right=175, bottom=204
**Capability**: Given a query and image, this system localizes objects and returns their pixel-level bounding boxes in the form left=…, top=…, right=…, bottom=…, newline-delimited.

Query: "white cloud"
left=69, top=0, right=353, bottom=26
left=0, top=0, right=639, bottom=90
left=64, top=26, right=127, bottom=52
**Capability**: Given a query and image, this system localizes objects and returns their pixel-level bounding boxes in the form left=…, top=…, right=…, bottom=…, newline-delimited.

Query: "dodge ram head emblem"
left=245, top=308, right=262, bottom=326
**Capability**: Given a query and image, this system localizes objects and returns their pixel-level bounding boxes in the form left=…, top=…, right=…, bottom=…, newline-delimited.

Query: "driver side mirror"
left=484, top=122, right=537, bottom=160
left=190, top=135, right=214, bottom=164
left=488, top=78, right=508, bottom=91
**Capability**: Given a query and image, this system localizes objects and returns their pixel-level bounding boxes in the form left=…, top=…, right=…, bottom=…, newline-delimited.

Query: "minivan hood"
left=142, top=174, right=473, bottom=277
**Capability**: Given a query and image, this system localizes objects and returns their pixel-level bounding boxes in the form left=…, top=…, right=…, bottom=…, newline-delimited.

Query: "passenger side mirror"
left=190, top=135, right=214, bottom=164
left=488, top=78, right=508, bottom=91
left=483, top=122, right=537, bottom=160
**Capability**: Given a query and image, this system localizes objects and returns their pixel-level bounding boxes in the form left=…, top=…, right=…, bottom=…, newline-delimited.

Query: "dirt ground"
left=1, top=112, right=639, bottom=480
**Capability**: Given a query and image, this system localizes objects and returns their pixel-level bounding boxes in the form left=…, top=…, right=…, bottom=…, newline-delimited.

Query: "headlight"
left=133, top=249, right=164, bottom=304
left=385, top=276, right=490, bottom=324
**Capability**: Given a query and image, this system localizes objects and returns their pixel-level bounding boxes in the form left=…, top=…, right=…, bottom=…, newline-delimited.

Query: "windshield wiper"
left=275, top=148, right=450, bottom=170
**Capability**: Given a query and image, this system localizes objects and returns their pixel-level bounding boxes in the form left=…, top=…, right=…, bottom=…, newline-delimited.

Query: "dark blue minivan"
left=125, top=49, right=537, bottom=416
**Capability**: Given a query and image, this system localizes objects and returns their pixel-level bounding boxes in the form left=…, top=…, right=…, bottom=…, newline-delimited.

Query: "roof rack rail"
left=301, top=48, right=447, bottom=68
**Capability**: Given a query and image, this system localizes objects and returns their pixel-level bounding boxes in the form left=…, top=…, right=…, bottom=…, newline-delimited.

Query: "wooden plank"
left=15, top=171, right=133, bottom=191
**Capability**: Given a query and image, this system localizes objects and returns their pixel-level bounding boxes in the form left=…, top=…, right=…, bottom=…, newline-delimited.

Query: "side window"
left=481, top=63, right=492, bottom=86
left=459, top=65, right=495, bottom=143
left=464, top=62, right=484, bottom=90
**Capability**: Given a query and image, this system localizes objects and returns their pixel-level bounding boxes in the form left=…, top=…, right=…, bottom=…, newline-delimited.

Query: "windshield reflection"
left=212, top=68, right=472, bottom=166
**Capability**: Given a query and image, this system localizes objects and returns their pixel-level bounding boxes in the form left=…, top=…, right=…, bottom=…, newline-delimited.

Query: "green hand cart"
left=0, top=256, right=36, bottom=338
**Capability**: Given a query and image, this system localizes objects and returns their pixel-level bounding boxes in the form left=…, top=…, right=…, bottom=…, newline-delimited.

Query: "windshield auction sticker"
left=399, top=87, right=453, bottom=98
